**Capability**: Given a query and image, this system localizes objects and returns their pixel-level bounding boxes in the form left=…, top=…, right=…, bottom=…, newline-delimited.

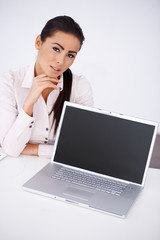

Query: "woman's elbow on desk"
left=1, top=143, right=21, bottom=158
left=0, top=136, right=25, bottom=157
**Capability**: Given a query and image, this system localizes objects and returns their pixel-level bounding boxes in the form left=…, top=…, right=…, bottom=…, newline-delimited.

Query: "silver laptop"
left=23, top=101, right=158, bottom=217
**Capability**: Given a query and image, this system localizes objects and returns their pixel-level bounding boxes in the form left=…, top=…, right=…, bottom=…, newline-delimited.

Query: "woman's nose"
left=56, top=54, right=65, bottom=65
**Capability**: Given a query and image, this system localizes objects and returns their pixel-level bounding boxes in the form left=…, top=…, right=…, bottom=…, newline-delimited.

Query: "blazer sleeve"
left=0, top=72, right=35, bottom=157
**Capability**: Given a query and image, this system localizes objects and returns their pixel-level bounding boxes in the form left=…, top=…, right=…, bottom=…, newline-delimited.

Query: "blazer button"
left=44, top=141, right=48, bottom=144
left=46, top=128, right=49, bottom=131
left=29, top=125, right=32, bottom=128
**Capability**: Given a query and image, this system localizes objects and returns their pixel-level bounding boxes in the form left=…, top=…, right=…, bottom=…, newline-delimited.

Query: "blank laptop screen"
left=54, top=106, right=155, bottom=184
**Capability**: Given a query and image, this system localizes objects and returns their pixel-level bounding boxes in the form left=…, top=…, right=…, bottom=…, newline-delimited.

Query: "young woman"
left=0, top=16, right=93, bottom=158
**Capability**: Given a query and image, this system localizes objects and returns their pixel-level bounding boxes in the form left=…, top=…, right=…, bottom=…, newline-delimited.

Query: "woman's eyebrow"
left=52, top=42, right=64, bottom=50
left=52, top=42, right=77, bottom=54
left=68, top=50, right=77, bottom=55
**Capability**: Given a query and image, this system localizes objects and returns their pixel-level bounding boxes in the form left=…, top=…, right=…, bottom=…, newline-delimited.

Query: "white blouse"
left=0, top=63, right=94, bottom=158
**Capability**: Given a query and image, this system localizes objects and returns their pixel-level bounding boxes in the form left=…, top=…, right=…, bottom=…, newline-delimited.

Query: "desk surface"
left=0, top=154, right=160, bottom=240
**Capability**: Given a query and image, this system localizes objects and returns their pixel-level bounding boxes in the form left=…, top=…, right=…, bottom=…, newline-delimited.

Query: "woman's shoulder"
left=72, top=73, right=91, bottom=87
left=0, top=65, right=32, bottom=87
left=0, top=69, right=17, bottom=89
left=72, top=72, right=92, bottom=90
left=71, top=72, right=94, bottom=106
left=72, top=72, right=88, bottom=81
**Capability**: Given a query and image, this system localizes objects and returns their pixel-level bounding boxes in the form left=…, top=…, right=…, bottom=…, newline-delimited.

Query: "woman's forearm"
left=21, top=143, right=39, bottom=156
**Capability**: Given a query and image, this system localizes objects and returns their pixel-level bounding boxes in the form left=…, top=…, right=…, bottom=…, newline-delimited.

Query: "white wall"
left=0, top=0, right=160, bottom=132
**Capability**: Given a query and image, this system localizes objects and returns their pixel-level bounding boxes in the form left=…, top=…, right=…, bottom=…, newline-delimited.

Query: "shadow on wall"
left=150, top=135, right=160, bottom=169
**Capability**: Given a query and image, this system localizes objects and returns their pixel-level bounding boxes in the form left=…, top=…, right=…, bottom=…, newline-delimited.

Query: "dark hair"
left=40, top=16, right=85, bottom=134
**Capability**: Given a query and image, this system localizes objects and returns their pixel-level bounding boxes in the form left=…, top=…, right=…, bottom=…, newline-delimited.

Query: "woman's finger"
left=34, top=75, right=61, bottom=84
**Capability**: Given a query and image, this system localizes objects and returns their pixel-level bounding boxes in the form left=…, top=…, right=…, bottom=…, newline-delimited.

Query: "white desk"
left=0, top=154, right=160, bottom=240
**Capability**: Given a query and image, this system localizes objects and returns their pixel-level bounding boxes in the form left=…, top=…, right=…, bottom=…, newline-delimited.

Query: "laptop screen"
left=53, top=105, right=155, bottom=184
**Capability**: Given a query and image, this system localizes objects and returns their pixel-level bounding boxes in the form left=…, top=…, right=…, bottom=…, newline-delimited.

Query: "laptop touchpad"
left=63, top=187, right=93, bottom=201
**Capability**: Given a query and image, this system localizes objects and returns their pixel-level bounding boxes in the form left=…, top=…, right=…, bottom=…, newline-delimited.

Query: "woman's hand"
left=23, top=73, right=61, bottom=116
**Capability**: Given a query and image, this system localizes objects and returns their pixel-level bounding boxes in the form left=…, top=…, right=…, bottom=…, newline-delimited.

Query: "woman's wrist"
left=21, top=143, right=39, bottom=156
left=23, top=101, right=34, bottom=117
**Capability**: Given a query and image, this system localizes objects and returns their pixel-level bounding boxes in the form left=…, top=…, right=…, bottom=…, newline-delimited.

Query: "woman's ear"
left=35, top=35, right=42, bottom=50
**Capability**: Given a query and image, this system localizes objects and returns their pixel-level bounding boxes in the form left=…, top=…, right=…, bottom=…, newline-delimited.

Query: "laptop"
left=23, top=101, right=158, bottom=217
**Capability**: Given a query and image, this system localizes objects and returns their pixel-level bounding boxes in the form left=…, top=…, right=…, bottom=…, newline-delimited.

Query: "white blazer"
left=0, top=63, right=94, bottom=158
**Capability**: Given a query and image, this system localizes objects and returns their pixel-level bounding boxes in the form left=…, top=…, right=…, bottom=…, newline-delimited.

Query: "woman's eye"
left=68, top=54, right=75, bottom=59
left=52, top=47, right=60, bottom=52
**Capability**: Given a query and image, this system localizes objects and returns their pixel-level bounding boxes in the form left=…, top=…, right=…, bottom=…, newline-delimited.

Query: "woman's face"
left=35, top=30, right=81, bottom=77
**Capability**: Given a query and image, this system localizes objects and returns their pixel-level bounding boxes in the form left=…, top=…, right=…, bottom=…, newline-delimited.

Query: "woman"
left=0, top=16, right=93, bottom=158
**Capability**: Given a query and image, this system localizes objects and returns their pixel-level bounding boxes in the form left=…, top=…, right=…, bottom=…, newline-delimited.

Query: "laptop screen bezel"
left=51, top=101, right=158, bottom=187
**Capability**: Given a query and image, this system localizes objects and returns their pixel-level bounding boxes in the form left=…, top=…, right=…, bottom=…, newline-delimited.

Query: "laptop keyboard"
left=52, top=167, right=127, bottom=196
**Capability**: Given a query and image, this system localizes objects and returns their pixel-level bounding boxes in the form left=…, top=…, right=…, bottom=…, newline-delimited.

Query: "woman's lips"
left=50, top=65, right=61, bottom=73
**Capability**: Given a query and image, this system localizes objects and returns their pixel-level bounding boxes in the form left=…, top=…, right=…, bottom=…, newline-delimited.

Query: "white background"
left=0, top=0, right=160, bottom=132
